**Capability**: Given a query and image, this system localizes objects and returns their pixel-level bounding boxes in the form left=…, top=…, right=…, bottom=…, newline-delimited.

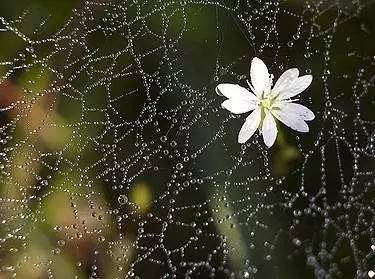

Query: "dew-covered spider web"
left=0, top=0, right=375, bottom=278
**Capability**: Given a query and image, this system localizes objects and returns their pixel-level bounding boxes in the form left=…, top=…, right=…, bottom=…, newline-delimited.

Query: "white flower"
left=216, top=57, right=315, bottom=147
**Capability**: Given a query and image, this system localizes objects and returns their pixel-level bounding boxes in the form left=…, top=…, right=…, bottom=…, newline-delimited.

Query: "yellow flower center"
left=259, top=96, right=274, bottom=110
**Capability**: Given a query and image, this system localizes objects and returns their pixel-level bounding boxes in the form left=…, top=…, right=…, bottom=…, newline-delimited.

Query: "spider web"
left=0, top=0, right=375, bottom=278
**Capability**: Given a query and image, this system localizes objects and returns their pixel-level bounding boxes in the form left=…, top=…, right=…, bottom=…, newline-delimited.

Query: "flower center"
left=259, top=96, right=274, bottom=110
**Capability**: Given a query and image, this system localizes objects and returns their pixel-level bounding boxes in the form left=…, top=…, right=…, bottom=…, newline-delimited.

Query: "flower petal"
left=278, top=102, right=315, bottom=121
left=272, top=107, right=309, bottom=133
left=277, top=75, right=313, bottom=100
left=250, top=57, right=269, bottom=97
left=272, top=68, right=299, bottom=93
left=221, top=98, right=257, bottom=114
left=238, top=108, right=261, bottom=143
left=262, top=111, right=278, bottom=147
left=216, top=83, right=257, bottom=101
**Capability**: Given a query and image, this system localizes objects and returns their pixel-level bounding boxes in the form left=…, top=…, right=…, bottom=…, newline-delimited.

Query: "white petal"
left=250, top=57, right=269, bottom=97
left=272, top=108, right=309, bottom=133
left=272, top=68, right=299, bottom=93
left=238, top=108, right=261, bottom=144
left=216, top=83, right=257, bottom=101
left=221, top=98, right=257, bottom=114
left=262, top=111, right=278, bottom=147
left=278, top=75, right=313, bottom=100
left=278, top=102, right=315, bottom=121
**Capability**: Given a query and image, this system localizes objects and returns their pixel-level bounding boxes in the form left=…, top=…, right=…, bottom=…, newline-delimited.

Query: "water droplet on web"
left=176, top=163, right=183, bottom=170
left=57, top=240, right=66, bottom=247
left=292, top=238, right=301, bottom=246
left=118, top=195, right=128, bottom=205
